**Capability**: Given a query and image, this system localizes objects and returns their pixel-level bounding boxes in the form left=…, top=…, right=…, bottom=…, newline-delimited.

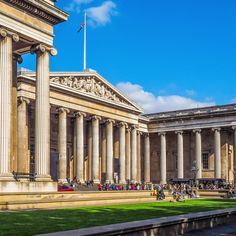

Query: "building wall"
left=150, top=129, right=234, bottom=183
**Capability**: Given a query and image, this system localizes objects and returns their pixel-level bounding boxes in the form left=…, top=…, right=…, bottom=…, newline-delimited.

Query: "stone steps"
left=0, top=190, right=154, bottom=202
left=0, top=191, right=160, bottom=210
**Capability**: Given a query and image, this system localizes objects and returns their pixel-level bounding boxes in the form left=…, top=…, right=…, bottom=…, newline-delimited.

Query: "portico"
left=147, top=105, right=236, bottom=183
left=0, top=0, right=68, bottom=192
left=17, top=71, right=151, bottom=185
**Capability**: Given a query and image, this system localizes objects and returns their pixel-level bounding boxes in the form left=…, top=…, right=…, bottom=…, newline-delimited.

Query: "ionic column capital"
left=118, top=121, right=127, bottom=128
left=30, top=44, right=57, bottom=56
left=92, top=115, right=101, bottom=121
left=126, top=127, right=131, bottom=133
left=175, top=130, right=183, bottom=135
left=137, top=130, right=143, bottom=135
left=193, top=129, right=201, bottom=134
left=131, top=124, right=138, bottom=130
left=106, top=119, right=115, bottom=124
left=144, top=132, right=149, bottom=137
left=0, top=28, right=7, bottom=38
left=0, top=28, right=19, bottom=42
left=158, top=132, right=166, bottom=136
left=13, top=54, right=23, bottom=64
left=74, top=111, right=86, bottom=118
left=212, top=127, right=221, bottom=132
left=57, top=107, right=70, bottom=114
left=17, top=96, right=30, bottom=105
left=232, top=126, right=236, bottom=130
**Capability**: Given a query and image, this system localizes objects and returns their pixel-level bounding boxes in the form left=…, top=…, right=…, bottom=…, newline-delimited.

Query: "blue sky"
left=22, top=0, right=236, bottom=113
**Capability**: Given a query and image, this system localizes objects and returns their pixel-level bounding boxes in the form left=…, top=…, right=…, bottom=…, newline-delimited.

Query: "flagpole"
left=83, top=11, right=87, bottom=71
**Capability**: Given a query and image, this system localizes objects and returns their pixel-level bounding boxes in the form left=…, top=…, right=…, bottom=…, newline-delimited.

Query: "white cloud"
left=75, top=0, right=94, bottom=4
left=65, top=0, right=93, bottom=13
left=86, top=1, right=117, bottom=27
left=116, top=82, right=215, bottom=114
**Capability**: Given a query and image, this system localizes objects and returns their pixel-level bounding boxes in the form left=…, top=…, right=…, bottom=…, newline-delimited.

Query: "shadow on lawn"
left=0, top=199, right=236, bottom=236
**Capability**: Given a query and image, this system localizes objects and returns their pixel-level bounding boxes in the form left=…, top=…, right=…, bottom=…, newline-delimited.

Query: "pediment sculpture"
left=50, top=75, right=130, bottom=106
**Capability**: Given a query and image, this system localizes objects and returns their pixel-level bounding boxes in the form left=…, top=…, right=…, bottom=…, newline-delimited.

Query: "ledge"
left=37, top=207, right=236, bottom=236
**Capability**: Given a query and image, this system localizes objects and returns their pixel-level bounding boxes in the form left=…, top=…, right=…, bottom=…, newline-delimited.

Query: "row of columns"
left=0, top=27, right=56, bottom=181
left=158, top=127, right=236, bottom=184
left=57, top=111, right=151, bottom=184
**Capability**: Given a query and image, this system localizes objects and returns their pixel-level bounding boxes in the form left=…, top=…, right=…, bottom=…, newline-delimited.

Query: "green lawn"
left=1, top=199, right=236, bottom=236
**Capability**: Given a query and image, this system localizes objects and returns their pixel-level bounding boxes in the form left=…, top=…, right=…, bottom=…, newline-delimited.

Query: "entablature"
left=1, top=0, right=68, bottom=25
left=148, top=115, right=236, bottom=133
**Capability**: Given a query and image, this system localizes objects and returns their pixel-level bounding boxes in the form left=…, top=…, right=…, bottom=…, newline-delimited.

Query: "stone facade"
left=0, top=0, right=235, bottom=193
left=147, top=106, right=236, bottom=183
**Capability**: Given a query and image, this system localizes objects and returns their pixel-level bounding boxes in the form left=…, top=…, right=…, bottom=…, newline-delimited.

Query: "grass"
left=0, top=199, right=236, bottom=235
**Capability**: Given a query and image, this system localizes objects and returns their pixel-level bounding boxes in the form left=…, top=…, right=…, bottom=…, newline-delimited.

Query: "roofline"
left=144, top=103, right=236, bottom=119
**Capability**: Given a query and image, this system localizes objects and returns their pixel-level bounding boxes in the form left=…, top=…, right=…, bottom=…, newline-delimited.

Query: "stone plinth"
left=0, top=181, right=57, bottom=193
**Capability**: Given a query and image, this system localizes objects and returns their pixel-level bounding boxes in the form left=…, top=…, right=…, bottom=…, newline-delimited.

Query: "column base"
left=160, top=180, right=167, bottom=185
left=119, top=180, right=127, bottom=184
left=36, top=175, right=52, bottom=182
left=105, top=179, right=114, bottom=184
left=93, top=179, right=100, bottom=184
left=78, top=179, right=85, bottom=184
left=0, top=173, right=14, bottom=181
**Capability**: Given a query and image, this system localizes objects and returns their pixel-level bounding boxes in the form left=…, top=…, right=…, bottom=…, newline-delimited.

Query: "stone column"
left=17, top=97, right=30, bottom=173
left=176, top=131, right=184, bottom=179
left=213, top=128, right=221, bottom=178
left=106, top=119, right=114, bottom=183
left=12, top=54, right=22, bottom=172
left=137, top=131, right=142, bottom=182
left=31, top=44, right=57, bottom=181
left=72, top=119, right=77, bottom=178
left=87, top=120, right=92, bottom=180
left=194, top=129, right=202, bottom=179
left=159, top=132, right=167, bottom=184
left=0, top=29, right=19, bottom=180
left=233, top=126, right=236, bottom=182
left=75, top=112, right=86, bottom=183
left=119, top=122, right=126, bottom=184
left=58, top=108, right=69, bottom=180
left=125, top=127, right=131, bottom=181
left=92, top=116, right=101, bottom=183
left=101, top=125, right=106, bottom=182
left=144, top=133, right=150, bottom=183
left=131, top=125, right=137, bottom=182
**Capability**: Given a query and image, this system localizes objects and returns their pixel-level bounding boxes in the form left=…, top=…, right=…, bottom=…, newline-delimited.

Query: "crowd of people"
left=198, top=183, right=231, bottom=190
left=58, top=177, right=236, bottom=201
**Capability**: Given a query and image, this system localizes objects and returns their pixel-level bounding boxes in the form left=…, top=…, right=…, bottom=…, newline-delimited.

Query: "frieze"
left=50, top=75, right=130, bottom=106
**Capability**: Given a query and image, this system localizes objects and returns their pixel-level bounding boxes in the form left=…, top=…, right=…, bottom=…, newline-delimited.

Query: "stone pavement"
left=184, top=223, right=236, bottom=236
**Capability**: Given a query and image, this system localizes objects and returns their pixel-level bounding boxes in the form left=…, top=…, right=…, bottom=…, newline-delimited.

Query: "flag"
left=77, top=22, right=85, bottom=33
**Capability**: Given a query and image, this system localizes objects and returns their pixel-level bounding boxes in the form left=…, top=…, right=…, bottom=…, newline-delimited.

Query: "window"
left=202, top=153, right=209, bottom=169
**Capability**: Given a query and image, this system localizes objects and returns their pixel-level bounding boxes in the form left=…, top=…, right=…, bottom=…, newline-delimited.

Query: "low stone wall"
left=198, top=189, right=228, bottom=197
left=0, top=190, right=156, bottom=210
left=39, top=208, right=236, bottom=236
left=0, top=181, right=57, bottom=193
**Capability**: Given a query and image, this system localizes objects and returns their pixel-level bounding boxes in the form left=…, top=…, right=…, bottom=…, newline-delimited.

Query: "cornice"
left=2, top=0, right=68, bottom=25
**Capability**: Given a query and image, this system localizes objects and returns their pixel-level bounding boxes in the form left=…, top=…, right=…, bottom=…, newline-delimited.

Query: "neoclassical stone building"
left=0, top=0, right=235, bottom=192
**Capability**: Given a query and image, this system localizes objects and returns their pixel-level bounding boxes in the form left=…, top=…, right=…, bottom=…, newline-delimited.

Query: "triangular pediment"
left=49, top=71, right=143, bottom=113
